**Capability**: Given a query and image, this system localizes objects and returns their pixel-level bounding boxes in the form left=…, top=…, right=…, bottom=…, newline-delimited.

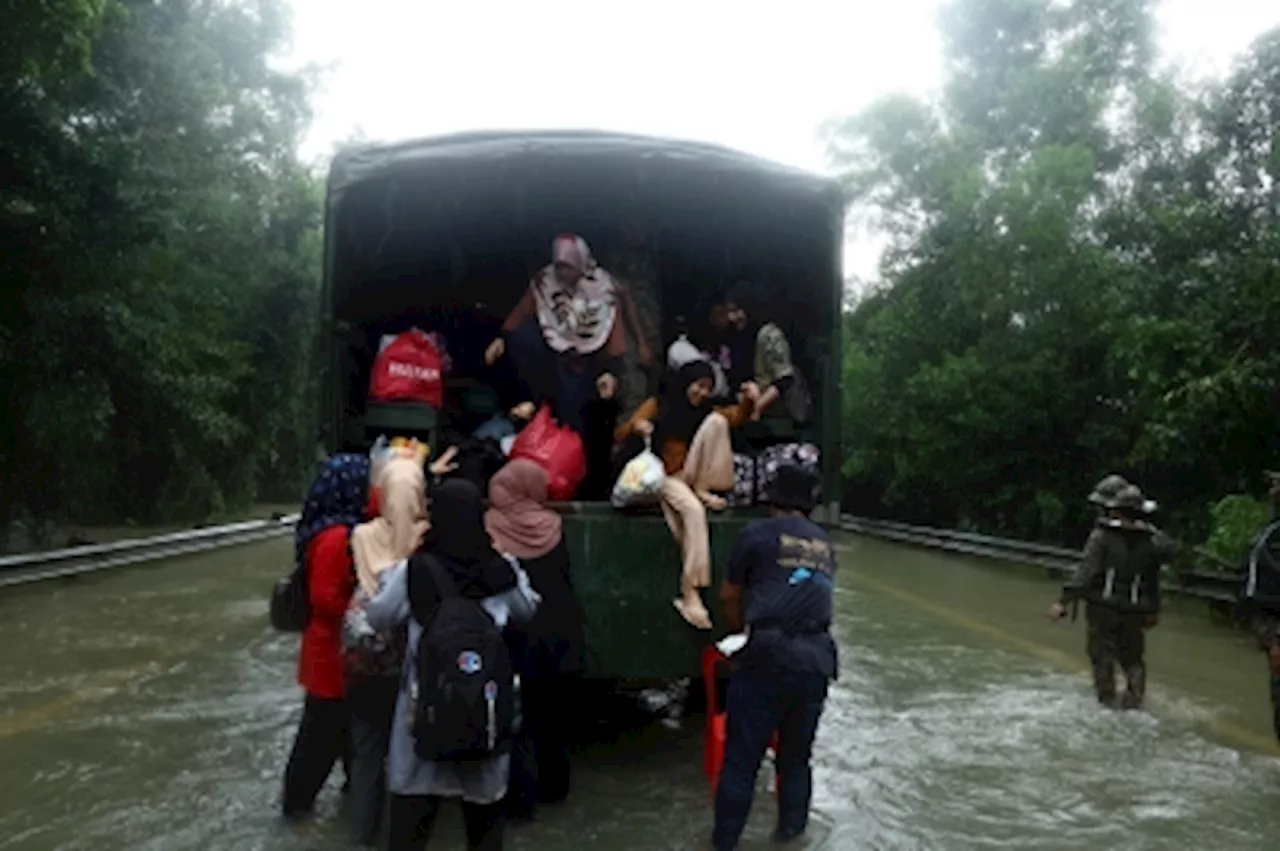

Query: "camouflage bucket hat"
left=1109, top=484, right=1152, bottom=514
left=1087, top=474, right=1129, bottom=506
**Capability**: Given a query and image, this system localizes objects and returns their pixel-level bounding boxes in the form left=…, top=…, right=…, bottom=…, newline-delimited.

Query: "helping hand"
left=484, top=338, right=505, bottom=366
left=596, top=372, right=618, bottom=400
left=429, top=446, right=460, bottom=477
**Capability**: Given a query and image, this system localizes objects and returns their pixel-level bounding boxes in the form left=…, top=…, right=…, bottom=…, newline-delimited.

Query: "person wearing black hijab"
left=363, top=478, right=542, bottom=851
left=610, top=360, right=760, bottom=629
left=718, top=281, right=806, bottom=422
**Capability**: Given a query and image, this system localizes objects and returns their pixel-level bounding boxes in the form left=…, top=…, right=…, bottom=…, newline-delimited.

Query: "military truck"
left=320, top=130, right=844, bottom=682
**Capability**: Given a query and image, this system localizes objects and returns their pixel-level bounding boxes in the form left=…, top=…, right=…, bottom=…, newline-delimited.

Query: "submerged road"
left=1, top=533, right=1278, bottom=850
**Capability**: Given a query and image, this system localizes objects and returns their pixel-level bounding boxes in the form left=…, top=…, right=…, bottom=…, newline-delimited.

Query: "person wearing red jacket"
left=282, top=453, right=375, bottom=820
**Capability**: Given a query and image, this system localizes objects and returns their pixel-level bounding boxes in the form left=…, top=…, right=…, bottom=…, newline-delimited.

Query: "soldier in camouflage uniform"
left=1050, top=484, right=1179, bottom=709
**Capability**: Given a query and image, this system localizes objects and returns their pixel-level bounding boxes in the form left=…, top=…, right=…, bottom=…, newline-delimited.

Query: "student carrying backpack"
left=411, top=554, right=516, bottom=761
left=360, top=479, right=542, bottom=851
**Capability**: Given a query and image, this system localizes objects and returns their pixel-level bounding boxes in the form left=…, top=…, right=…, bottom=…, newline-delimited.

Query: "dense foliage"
left=827, top=0, right=1280, bottom=557
left=1, top=0, right=324, bottom=535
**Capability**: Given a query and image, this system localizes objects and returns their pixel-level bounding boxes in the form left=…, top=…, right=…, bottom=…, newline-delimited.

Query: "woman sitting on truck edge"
left=611, top=360, right=760, bottom=629
left=483, top=233, right=652, bottom=435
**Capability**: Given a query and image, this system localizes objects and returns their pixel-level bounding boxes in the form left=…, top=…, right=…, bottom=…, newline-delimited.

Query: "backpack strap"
left=419, top=554, right=462, bottom=601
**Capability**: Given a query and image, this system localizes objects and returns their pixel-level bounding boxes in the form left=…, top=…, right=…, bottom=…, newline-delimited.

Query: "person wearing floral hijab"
left=484, top=233, right=652, bottom=436
left=283, top=453, right=372, bottom=822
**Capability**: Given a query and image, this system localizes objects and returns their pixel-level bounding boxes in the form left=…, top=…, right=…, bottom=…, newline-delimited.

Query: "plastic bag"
left=507, top=405, right=587, bottom=501
left=610, top=437, right=665, bottom=508
left=368, top=328, right=443, bottom=407
left=342, top=587, right=407, bottom=683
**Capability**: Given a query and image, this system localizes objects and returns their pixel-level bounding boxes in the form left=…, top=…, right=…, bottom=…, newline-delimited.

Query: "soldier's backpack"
left=410, top=554, right=514, bottom=762
left=1242, top=521, right=1280, bottom=611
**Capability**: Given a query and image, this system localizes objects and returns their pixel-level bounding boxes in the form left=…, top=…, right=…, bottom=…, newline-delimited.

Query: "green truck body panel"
left=557, top=503, right=763, bottom=681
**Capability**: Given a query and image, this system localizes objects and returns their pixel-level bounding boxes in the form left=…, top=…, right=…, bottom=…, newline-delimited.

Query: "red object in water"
left=701, top=644, right=780, bottom=799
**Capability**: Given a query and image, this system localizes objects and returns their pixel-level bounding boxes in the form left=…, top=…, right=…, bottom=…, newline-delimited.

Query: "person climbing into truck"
left=362, top=479, right=542, bottom=851
left=345, top=450, right=428, bottom=848
left=484, top=233, right=653, bottom=436
left=485, top=459, right=586, bottom=820
left=712, top=463, right=836, bottom=851
left=609, top=361, right=759, bottom=629
left=281, top=453, right=373, bottom=822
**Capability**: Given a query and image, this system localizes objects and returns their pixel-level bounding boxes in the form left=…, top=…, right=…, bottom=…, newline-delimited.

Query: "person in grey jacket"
left=365, top=479, right=541, bottom=851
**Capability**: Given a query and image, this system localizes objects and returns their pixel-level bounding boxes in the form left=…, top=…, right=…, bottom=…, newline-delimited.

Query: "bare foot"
left=696, top=491, right=728, bottom=512
left=673, top=597, right=713, bottom=630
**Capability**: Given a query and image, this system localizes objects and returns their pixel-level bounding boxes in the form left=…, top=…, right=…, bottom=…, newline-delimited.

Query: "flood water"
left=1, top=533, right=1278, bottom=850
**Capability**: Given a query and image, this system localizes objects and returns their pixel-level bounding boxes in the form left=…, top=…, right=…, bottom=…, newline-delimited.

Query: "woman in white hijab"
left=346, top=454, right=427, bottom=848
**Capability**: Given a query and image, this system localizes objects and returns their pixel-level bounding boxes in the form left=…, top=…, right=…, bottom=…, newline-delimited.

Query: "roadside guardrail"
left=838, top=515, right=1244, bottom=605
left=0, top=514, right=300, bottom=589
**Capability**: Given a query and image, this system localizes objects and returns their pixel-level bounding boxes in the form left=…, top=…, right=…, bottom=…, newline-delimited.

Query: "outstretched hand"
left=596, top=372, right=618, bottom=400
left=429, top=446, right=460, bottom=477
left=484, top=338, right=505, bottom=366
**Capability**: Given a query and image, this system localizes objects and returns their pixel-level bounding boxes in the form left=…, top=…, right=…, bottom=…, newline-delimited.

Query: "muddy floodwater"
left=1, top=534, right=1278, bottom=850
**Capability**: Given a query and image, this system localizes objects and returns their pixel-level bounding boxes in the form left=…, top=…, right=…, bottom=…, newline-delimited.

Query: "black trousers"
left=506, top=674, right=573, bottom=820
left=347, top=677, right=399, bottom=845
left=388, top=794, right=506, bottom=851
left=281, top=694, right=350, bottom=817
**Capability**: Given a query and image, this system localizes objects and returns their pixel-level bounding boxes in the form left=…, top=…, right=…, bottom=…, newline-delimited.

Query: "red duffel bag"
left=368, top=329, right=443, bottom=407
left=508, top=405, right=587, bottom=501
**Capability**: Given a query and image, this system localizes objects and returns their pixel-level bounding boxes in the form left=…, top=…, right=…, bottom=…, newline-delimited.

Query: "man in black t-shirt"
left=712, top=465, right=837, bottom=851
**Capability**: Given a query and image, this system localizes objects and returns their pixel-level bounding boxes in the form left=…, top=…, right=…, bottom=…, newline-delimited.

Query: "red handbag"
left=368, top=329, right=443, bottom=407
left=508, top=406, right=587, bottom=501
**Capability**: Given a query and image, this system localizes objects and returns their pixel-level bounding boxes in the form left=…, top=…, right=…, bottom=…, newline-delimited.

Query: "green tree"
left=825, top=0, right=1279, bottom=547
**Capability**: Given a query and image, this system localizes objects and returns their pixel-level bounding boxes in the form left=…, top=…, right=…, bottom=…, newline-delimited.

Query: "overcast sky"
left=283, top=0, right=1280, bottom=281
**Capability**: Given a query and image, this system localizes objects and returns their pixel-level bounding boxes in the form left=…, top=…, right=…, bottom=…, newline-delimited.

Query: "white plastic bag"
left=610, top=437, right=665, bottom=508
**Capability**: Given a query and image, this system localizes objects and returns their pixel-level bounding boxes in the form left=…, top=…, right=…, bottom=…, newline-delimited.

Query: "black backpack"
left=411, top=555, right=514, bottom=762
left=1242, top=521, right=1280, bottom=611
left=270, top=560, right=309, bottom=632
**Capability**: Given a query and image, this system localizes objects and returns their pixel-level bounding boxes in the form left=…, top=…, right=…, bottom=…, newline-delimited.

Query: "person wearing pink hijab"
left=485, top=459, right=585, bottom=819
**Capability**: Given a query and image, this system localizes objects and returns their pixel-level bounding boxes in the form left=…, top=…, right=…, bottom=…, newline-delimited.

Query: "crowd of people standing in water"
left=282, top=446, right=584, bottom=849
left=274, top=233, right=829, bottom=849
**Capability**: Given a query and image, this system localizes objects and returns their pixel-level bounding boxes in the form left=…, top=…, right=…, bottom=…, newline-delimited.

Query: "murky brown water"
left=1, top=534, right=1278, bottom=850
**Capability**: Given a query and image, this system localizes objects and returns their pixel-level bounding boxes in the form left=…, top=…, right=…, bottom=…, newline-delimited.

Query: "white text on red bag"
left=368, top=329, right=444, bottom=407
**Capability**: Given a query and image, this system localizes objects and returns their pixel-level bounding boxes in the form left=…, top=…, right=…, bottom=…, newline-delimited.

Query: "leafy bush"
left=1203, top=495, right=1271, bottom=568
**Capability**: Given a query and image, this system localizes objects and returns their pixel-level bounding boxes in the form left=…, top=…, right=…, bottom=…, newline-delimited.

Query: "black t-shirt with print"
left=726, top=515, right=838, bottom=679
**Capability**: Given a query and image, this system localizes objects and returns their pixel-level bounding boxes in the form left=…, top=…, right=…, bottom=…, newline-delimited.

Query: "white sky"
left=283, top=0, right=1280, bottom=281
